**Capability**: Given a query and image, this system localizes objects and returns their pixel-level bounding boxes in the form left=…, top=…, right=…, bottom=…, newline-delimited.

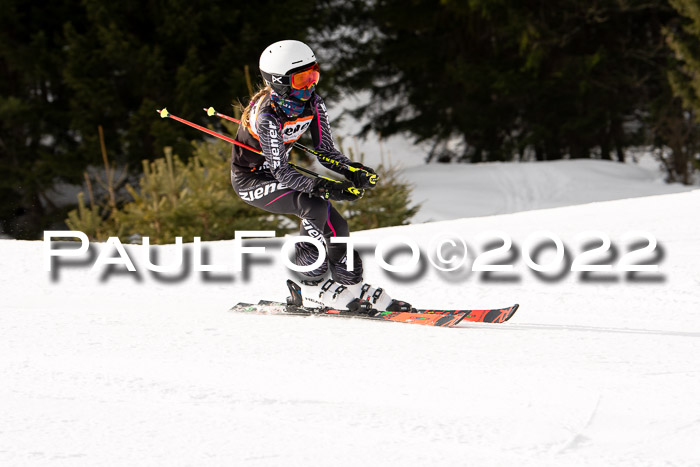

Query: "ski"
left=229, top=300, right=519, bottom=328
left=229, top=280, right=519, bottom=328
left=230, top=300, right=472, bottom=327
left=441, top=304, right=520, bottom=324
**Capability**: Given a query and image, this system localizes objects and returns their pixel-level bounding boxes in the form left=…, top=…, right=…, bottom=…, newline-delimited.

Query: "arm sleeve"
left=257, top=112, right=316, bottom=193
left=310, top=94, right=353, bottom=173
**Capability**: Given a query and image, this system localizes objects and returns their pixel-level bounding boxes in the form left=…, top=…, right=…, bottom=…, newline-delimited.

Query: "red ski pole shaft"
left=204, top=107, right=377, bottom=185
left=156, top=108, right=362, bottom=196
left=205, top=106, right=240, bottom=124
left=205, top=106, right=324, bottom=160
left=204, top=106, right=337, bottom=163
left=158, top=108, right=262, bottom=155
left=205, top=107, right=378, bottom=186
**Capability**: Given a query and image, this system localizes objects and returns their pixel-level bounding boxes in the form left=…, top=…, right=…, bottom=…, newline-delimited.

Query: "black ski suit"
left=230, top=92, right=362, bottom=284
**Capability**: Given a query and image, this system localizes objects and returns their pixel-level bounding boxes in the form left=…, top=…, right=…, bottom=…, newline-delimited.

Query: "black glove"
left=311, top=178, right=364, bottom=201
left=343, top=162, right=378, bottom=189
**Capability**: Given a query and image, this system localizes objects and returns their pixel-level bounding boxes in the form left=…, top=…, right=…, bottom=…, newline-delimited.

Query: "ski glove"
left=311, top=178, right=364, bottom=201
left=343, top=162, right=378, bottom=189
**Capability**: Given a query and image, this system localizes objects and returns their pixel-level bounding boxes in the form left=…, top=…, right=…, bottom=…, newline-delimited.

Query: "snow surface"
left=2, top=160, right=700, bottom=466
left=404, top=158, right=694, bottom=223
left=329, top=96, right=695, bottom=223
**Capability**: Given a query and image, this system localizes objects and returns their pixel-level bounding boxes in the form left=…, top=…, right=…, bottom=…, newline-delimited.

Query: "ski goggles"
left=291, top=63, right=320, bottom=90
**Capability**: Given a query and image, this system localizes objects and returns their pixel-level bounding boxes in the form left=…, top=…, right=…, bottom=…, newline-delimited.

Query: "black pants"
left=232, top=171, right=363, bottom=285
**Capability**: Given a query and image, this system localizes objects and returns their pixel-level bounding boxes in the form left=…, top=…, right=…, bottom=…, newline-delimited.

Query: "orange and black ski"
left=229, top=301, right=470, bottom=327
left=229, top=301, right=518, bottom=328
left=230, top=279, right=518, bottom=328
left=418, top=304, right=520, bottom=324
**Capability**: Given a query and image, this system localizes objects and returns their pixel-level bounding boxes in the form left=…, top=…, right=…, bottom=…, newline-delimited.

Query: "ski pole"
left=156, top=108, right=363, bottom=197
left=205, top=107, right=378, bottom=187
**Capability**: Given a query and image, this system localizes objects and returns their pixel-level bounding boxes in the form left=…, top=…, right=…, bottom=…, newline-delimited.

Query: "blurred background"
left=2, top=0, right=700, bottom=241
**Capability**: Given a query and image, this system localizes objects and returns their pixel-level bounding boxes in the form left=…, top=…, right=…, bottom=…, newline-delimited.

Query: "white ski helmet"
left=259, top=40, right=318, bottom=97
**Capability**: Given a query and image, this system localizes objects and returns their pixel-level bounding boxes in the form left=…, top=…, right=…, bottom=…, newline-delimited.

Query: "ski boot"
left=287, top=279, right=372, bottom=313
left=359, top=284, right=413, bottom=314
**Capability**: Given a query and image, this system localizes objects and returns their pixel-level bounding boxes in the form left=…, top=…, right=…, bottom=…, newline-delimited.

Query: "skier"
left=230, top=40, right=409, bottom=312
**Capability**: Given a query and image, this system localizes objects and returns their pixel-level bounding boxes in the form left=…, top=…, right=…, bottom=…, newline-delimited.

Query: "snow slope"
left=327, top=102, right=695, bottom=223
left=404, top=159, right=694, bottom=222
left=1, top=168, right=700, bottom=466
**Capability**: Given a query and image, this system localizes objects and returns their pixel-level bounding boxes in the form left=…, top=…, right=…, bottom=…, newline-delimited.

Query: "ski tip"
left=158, top=108, right=170, bottom=118
left=504, top=304, right=520, bottom=322
left=205, top=106, right=216, bottom=116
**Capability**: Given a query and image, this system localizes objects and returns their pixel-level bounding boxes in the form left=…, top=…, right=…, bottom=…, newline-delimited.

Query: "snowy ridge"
left=404, top=158, right=694, bottom=222
left=1, top=167, right=699, bottom=466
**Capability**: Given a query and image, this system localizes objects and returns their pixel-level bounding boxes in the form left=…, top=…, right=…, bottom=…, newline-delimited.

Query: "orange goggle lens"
left=291, top=64, right=320, bottom=90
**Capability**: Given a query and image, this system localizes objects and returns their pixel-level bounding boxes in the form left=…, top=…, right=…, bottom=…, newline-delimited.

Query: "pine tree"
left=336, top=164, right=420, bottom=231
left=315, top=0, right=677, bottom=164
left=0, top=0, right=86, bottom=237
left=664, top=0, right=700, bottom=183
left=67, top=130, right=292, bottom=244
left=329, top=137, right=419, bottom=231
left=2, top=0, right=317, bottom=238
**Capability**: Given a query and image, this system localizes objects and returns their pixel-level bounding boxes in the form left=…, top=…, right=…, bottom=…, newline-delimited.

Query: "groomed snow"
left=1, top=160, right=699, bottom=466
left=404, top=158, right=694, bottom=222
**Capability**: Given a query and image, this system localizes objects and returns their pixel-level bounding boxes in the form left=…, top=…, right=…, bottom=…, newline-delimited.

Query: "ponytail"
left=241, top=85, right=272, bottom=128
